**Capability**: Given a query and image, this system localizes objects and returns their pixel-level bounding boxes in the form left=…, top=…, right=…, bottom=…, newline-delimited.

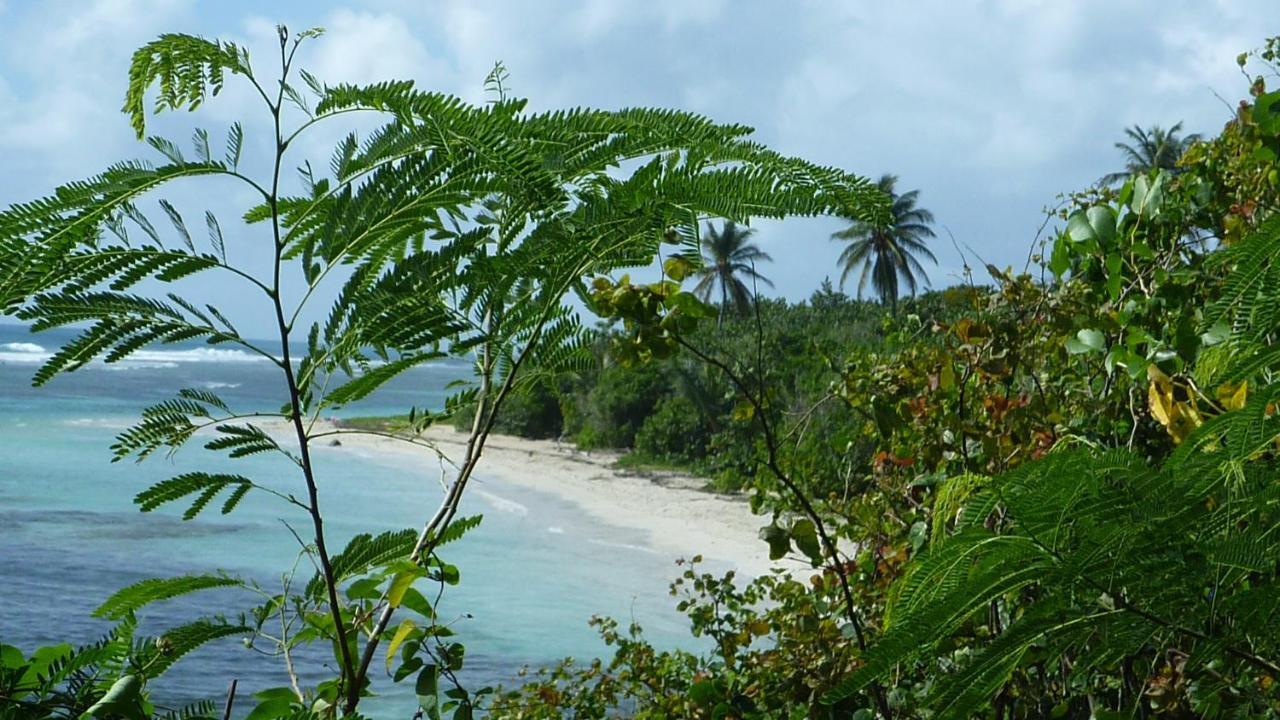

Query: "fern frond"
left=134, top=619, right=251, bottom=677
left=306, top=529, right=418, bottom=598
left=203, top=424, right=287, bottom=460
left=431, top=515, right=483, bottom=548
left=124, top=33, right=251, bottom=138
left=94, top=574, right=244, bottom=620
left=134, top=472, right=256, bottom=519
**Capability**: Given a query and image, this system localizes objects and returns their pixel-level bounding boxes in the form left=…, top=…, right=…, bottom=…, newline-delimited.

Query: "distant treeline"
left=456, top=282, right=978, bottom=492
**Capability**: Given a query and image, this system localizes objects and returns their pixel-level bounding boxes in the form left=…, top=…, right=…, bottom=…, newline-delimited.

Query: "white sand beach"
left=307, top=421, right=779, bottom=579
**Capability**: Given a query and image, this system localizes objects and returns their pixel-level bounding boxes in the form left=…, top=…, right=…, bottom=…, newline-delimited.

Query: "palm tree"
left=1099, top=122, right=1200, bottom=186
left=692, top=221, right=773, bottom=324
left=831, top=174, right=937, bottom=308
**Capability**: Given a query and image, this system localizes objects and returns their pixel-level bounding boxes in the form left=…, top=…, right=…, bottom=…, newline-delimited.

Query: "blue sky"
left=0, top=1, right=1270, bottom=336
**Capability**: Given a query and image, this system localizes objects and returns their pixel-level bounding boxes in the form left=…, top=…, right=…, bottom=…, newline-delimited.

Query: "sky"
left=0, top=0, right=1271, bottom=337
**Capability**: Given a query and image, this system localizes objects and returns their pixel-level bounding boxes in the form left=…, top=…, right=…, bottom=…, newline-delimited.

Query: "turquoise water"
left=0, top=323, right=713, bottom=715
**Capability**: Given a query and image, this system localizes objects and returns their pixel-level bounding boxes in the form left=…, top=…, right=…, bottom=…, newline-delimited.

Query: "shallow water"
left=0, top=323, right=712, bottom=716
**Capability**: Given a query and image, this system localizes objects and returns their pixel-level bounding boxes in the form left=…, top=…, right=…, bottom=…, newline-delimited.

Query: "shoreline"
left=307, top=421, right=780, bottom=579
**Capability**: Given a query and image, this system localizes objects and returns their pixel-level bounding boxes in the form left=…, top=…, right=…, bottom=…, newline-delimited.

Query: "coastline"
left=307, top=421, right=779, bottom=579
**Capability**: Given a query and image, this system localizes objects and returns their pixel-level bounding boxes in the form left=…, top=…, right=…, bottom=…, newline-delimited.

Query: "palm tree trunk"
left=718, top=273, right=727, bottom=328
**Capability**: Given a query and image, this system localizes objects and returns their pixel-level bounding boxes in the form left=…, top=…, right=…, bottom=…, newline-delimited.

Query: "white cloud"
left=1, top=0, right=1277, bottom=330
left=306, top=9, right=449, bottom=86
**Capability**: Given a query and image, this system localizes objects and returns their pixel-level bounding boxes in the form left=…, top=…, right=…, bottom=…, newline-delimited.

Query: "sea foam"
left=0, top=344, right=269, bottom=368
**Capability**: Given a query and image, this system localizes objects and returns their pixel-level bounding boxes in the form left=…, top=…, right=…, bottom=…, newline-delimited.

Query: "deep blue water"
left=0, top=323, right=707, bottom=716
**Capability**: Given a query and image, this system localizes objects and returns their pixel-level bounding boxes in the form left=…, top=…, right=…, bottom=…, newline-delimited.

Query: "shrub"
left=634, top=395, right=709, bottom=463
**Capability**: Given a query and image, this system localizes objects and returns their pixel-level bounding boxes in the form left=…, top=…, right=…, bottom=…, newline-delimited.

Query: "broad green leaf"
left=1065, top=329, right=1105, bottom=355
left=1065, top=206, right=1115, bottom=249
left=1105, top=253, right=1123, bottom=301
left=1131, top=172, right=1165, bottom=217
left=83, top=674, right=144, bottom=719
left=1252, top=90, right=1280, bottom=135
left=417, top=664, right=442, bottom=720
left=758, top=525, right=790, bottom=561
left=1047, top=233, right=1072, bottom=279
left=662, top=256, right=693, bottom=282
left=245, top=698, right=296, bottom=720
left=790, top=519, right=822, bottom=562
left=1086, top=205, right=1116, bottom=245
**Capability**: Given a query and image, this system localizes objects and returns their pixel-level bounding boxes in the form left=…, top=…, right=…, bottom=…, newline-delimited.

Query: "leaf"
left=1065, top=329, right=1105, bottom=355
left=1048, top=232, right=1072, bottom=279
left=417, top=664, right=441, bottom=720
left=1147, top=365, right=1202, bottom=443
left=205, top=211, right=225, bottom=262
left=759, top=524, right=790, bottom=561
left=1201, top=320, right=1231, bottom=347
left=134, top=473, right=254, bottom=519
left=94, top=574, right=242, bottom=620
left=1252, top=90, right=1280, bottom=135
left=1105, top=253, right=1123, bottom=301
left=388, top=567, right=425, bottom=608
left=1217, top=381, right=1248, bottom=412
left=83, top=674, right=144, bottom=719
left=1131, top=172, right=1165, bottom=217
left=225, top=122, right=243, bottom=169
left=385, top=619, right=419, bottom=671
left=245, top=698, right=296, bottom=720
left=1065, top=205, right=1116, bottom=248
left=790, top=519, right=822, bottom=563
left=663, top=255, right=693, bottom=282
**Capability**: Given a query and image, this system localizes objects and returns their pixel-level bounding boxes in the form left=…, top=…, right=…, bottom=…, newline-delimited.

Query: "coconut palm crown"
left=831, top=174, right=937, bottom=307
left=1099, top=122, right=1200, bottom=186
left=692, top=221, right=773, bottom=323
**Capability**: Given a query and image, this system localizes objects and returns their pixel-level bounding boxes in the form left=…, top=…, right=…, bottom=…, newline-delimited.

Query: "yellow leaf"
left=1147, top=366, right=1202, bottom=444
left=387, top=569, right=421, bottom=609
left=939, top=361, right=956, bottom=391
left=1147, top=366, right=1176, bottom=429
left=1167, top=400, right=1203, bottom=444
left=385, top=618, right=418, bottom=670
left=1217, top=381, right=1248, bottom=412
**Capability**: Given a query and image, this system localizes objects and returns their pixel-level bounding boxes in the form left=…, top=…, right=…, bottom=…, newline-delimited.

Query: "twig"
left=221, top=679, right=238, bottom=720
left=674, top=336, right=895, bottom=719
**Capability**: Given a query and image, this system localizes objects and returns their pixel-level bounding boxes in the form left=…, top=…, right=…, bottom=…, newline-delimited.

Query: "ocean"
left=0, top=322, right=706, bottom=716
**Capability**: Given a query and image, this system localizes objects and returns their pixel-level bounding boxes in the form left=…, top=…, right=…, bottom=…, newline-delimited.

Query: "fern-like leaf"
left=94, top=574, right=244, bottom=620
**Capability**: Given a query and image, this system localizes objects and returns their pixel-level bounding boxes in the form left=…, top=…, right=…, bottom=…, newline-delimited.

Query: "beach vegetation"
left=493, top=38, right=1280, bottom=719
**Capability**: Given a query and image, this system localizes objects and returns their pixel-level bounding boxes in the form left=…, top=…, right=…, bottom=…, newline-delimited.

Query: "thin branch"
left=674, top=336, right=895, bottom=720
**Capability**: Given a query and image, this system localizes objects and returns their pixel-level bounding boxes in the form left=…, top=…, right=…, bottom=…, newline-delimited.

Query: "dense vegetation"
left=6, top=20, right=1280, bottom=720
left=486, top=39, right=1280, bottom=720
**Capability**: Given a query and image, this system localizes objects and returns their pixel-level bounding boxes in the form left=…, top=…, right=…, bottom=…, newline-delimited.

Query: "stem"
left=350, top=303, right=553, bottom=703
left=675, top=337, right=894, bottom=719
left=262, top=28, right=358, bottom=707
left=220, top=679, right=238, bottom=720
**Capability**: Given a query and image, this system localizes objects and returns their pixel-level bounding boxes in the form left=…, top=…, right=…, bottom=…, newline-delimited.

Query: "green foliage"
left=634, top=395, right=709, bottom=463
left=573, top=360, right=669, bottom=449
left=124, top=33, right=252, bottom=138
left=451, top=380, right=564, bottom=439
left=492, top=38, right=1280, bottom=720
left=492, top=558, right=871, bottom=719
left=133, top=472, right=255, bottom=519
left=93, top=574, right=245, bottom=621
left=1, top=616, right=242, bottom=720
